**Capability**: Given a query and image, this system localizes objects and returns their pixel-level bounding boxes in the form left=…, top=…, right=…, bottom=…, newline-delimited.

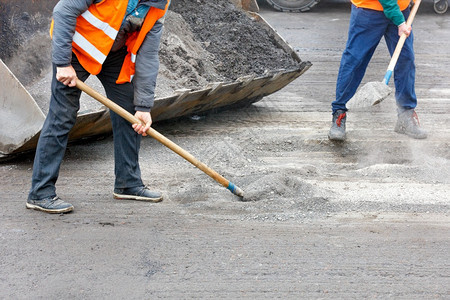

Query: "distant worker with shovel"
left=328, top=0, right=427, bottom=141
left=27, top=0, right=170, bottom=214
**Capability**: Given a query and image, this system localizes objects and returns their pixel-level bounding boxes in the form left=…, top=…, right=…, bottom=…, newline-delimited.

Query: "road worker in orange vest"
left=27, top=0, right=171, bottom=214
left=329, top=0, right=427, bottom=141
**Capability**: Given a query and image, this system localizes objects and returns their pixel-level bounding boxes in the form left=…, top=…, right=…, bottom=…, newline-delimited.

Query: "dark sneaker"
left=328, top=110, right=347, bottom=141
left=113, top=186, right=163, bottom=202
left=394, top=109, right=427, bottom=139
left=26, top=196, right=74, bottom=214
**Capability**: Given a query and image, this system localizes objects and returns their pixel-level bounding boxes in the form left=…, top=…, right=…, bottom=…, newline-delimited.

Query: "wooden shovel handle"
left=76, top=79, right=244, bottom=198
left=386, top=0, right=422, bottom=73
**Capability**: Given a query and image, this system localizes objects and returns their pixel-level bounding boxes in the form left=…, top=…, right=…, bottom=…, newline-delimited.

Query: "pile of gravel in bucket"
left=4, top=0, right=300, bottom=111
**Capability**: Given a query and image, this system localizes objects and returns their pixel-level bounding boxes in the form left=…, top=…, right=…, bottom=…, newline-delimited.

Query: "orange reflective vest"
left=351, top=0, right=411, bottom=11
left=51, top=0, right=169, bottom=83
left=117, top=2, right=170, bottom=83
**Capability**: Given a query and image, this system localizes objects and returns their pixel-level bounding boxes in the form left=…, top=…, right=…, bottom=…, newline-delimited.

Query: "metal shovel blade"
left=346, top=81, right=392, bottom=110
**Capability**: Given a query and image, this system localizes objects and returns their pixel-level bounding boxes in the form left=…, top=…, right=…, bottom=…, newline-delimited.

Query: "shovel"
left=347, top=0, right=422, bottom=109
left=75, top=79, right=244, bottom=198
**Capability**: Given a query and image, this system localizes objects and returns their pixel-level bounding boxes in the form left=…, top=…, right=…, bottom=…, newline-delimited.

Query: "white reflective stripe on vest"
left=73, top=32, right=107, bottom=64
left=131, top=53, right=137, bottom=63
left=81, top=10, right=118, bottom=40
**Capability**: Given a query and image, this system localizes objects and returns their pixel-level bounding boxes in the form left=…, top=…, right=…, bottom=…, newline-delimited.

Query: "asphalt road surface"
left=1, top=1, right=449, bottom=298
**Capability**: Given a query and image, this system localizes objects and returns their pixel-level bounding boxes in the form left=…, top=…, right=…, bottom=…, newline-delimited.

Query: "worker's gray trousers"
left=28, top=48, right=144, bottom=201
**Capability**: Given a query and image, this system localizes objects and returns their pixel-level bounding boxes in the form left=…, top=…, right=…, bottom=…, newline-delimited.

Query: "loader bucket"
left=0, top=0, right=311, bottom=160
left=0, top=60, right=45, bottom=158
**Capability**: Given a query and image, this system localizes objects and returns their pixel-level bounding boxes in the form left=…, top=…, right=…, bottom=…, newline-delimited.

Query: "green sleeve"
left=379, top=0, right=406, bottom=26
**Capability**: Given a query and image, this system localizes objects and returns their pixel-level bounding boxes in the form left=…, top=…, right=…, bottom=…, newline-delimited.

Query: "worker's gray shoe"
left=328, top=110, right=347, bottom=141
left=113, top=186, right=163, bottom=202
left=394, top=109, right=427, bottom=139
left=26, top=196, right=74, bottom=214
